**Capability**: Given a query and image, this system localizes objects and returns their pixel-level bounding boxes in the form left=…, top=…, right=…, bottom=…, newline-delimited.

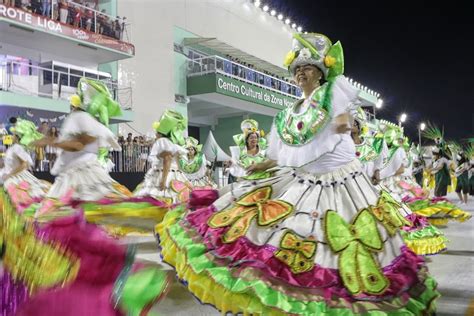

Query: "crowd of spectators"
left=2, top=0, right=127, bottom=41
left=190, top=53, right=302, bottom=97
left=115, top=132, right=154, bottom=172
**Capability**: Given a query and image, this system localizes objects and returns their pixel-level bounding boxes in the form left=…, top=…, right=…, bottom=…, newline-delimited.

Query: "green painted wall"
left=0, top=91, right=69, bottom=113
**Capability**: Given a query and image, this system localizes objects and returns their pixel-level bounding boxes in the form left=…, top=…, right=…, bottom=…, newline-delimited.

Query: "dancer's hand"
left=371, top=170, right=381, bottom=185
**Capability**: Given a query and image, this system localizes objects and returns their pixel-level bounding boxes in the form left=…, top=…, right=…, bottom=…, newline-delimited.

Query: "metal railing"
left=5, top=1, right=131, bottom=43
left=0, top=61, right=132, bottom=110
left=187, top=56, right=302, bottom=99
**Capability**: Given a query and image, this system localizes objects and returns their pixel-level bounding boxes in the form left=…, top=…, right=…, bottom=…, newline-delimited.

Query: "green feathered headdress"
left=152, top=110, right=187, bottom=146
left=465, top=144, right=474, bottom=159
left=74, top=77, right=122, bottom=127
left=422, top=122, right=444, bottom=143
left=378, top=120, right=404, bottom=147
left=9, top=119, right=44, bottom=148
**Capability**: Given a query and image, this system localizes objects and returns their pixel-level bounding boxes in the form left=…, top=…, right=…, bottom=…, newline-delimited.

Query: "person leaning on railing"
left=58, top=0, right=68, bottom=24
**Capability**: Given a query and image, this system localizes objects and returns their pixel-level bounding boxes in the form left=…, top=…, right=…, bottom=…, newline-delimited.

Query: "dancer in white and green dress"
left=156, top=32, right=439, bottom=315
left=179, top=136, right=216, bottom=188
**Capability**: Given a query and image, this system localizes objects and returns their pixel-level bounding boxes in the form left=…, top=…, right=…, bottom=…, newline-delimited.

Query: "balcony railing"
left=0, top=61, right=132, bottom=110
left=187, top=56, right=302, bottom=99
left=1, top=2, right=131, bottom=43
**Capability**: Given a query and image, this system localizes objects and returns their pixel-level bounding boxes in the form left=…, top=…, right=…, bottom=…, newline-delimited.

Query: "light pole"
left=399, top=113, right=407, bottom=127
left=418, top=122, right=426, bottom=146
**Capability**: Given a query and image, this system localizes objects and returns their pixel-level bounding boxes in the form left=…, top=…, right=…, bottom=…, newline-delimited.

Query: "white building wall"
left=118, top=0, right=296, bottom=134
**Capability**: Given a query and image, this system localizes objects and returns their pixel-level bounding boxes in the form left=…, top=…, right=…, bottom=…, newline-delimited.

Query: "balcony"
left=0, top=3, right=134, bottom=63
left=186, top=56, right=302, bottom=125
left=0, top=60, right=133, bottom=123
left=188, top=55, right=302, bottom=99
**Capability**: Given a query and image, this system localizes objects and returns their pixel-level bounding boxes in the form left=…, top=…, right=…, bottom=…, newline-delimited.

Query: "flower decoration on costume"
left=275, top=230, right=317, bottom=274
left=284, top=32, right=344, bottom=81
left=325, top=209, right=389, bottom=295
left=208, top=186, right=293, bottom=243
left=153, top=110, right=187, bottom=146
left=283, top=51, right=297, bottom=67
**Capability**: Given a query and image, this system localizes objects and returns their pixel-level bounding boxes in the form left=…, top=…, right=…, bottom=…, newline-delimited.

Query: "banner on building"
left=0, top=4, right=135, bottom=55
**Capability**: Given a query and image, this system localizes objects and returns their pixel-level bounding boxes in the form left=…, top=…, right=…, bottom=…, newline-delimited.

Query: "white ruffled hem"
left=46, top=160, right=127, bottom=201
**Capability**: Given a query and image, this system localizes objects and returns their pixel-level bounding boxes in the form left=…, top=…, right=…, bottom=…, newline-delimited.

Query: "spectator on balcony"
left=58, top=0, right=68, bottom=24
left=51, top=0, right=58, bottom=20
left=114, top=16, right=122, bottom=40
left=96, top=9, right=106, bottom=34
left=72, top=3, right=83, bottom=28
left=84, top=3, right=93, bottom=31
left=41, top=0, right=51, bottom=17
left=30, top=0, right=40, bottom=13
left=20, top=0, right=32, bottom=12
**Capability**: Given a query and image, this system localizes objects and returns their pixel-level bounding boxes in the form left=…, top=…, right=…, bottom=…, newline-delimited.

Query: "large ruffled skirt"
left=1, top=190, right=172, bottom=316
left=156, top=159, right=439, bottom=315
left=46, top=160, right=132, bottom=202
left=21, top=160, right=169, bottom=237
left=382, top=175, right=471, bottom=226
left=3, top=169, right=50, bottom=213
left=134, top=166, right=193, bottom=204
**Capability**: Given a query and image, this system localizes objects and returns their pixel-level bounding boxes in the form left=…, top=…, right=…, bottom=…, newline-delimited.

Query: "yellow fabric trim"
left=155, top=211, right=284, bottom=316
left=404, top=236, right=447, bottom=255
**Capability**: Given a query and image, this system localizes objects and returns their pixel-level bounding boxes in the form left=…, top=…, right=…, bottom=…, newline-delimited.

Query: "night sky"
left=266, top=0, right=473, bottom=142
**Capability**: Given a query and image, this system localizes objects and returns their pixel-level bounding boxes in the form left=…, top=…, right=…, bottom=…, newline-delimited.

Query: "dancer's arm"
left=394, top=165, right=405, bottom=176
left=159, top=151, right=172, bottom=191
left=335, top=113, right=352, bottom=134
left=246, top=159, right=277, bottom=174
left=33, top=134, right=96, bottom=152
